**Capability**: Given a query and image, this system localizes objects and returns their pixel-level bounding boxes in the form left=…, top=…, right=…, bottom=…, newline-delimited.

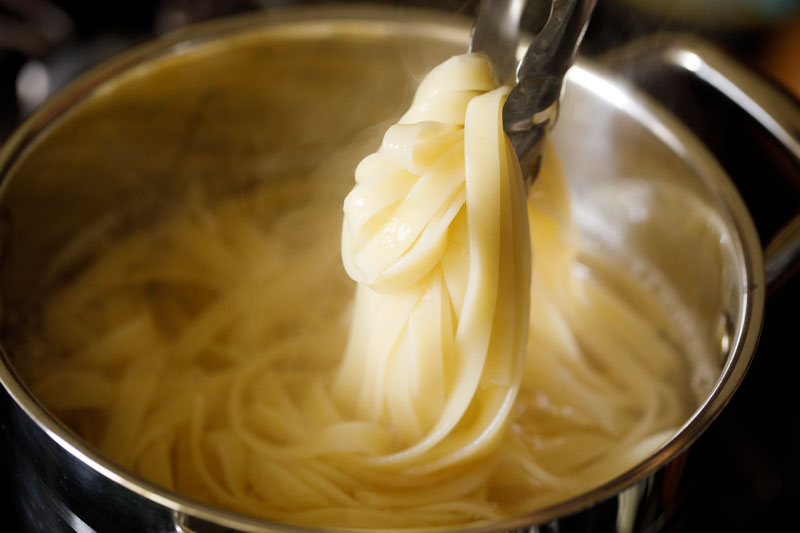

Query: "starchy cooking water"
left=3, top=31, right=718, bottom=530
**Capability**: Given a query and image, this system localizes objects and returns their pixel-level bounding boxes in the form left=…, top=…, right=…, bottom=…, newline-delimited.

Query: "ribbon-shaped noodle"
left=20, top=53, right=703, bottom=529
left=338, top=54, right=530, bottom=472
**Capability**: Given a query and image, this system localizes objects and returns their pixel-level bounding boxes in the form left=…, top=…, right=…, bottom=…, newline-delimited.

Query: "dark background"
left=1, top=1, right=799, bottom=531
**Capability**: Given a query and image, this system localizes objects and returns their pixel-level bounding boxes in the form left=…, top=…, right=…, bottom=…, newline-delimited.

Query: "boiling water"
left=0, top=25, right=720, bottom=529
left=7, top=170, right=711, bottom=527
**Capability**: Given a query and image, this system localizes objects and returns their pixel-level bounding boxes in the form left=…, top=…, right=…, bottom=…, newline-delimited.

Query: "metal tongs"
left=470, top=0, right=597, bottom=184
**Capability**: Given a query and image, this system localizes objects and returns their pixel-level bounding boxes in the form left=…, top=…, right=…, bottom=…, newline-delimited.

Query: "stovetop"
left=1, top=1, right=799, bottom=531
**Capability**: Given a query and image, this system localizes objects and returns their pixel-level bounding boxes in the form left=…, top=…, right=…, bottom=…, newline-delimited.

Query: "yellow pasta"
left=20, top=54, right=700, bottom=528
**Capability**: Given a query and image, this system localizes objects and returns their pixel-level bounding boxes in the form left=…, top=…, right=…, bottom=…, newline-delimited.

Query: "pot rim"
left=0, top=5, right=765, bottom=532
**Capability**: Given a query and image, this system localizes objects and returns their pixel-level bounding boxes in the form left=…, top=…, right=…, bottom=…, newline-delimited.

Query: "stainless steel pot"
left=0, top=6, right=798, bottom=533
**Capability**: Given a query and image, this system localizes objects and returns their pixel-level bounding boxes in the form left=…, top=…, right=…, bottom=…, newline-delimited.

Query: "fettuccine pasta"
left=20, top=54, right=698, bottom=528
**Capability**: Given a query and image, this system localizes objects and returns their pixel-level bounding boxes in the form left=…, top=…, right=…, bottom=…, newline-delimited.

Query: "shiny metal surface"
left=470, top=0, right=597, bottom=182
left=766, top=215, right=800, bottom=290
left=503, top=0, right=597, bottom=180
left=600, top=34, right=800, bottom=291
left=0, top=6, right=784, bottom=533
left=469, top=0, right=528, bottom=84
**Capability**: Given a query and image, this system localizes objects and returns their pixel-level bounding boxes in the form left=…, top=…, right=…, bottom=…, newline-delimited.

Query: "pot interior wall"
left=0, top=11, right=751, bottom=531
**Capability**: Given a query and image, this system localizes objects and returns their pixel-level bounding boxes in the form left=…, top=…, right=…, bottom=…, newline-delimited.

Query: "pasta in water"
left=21, top=54, right=700, bottom=528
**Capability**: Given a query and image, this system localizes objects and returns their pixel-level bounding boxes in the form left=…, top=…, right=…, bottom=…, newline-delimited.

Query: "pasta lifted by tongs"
left=470, top=0, right=597, bottom=183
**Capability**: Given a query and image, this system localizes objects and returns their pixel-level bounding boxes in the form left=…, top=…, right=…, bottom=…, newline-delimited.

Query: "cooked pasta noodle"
left=20, top=54, right=700, bottom=528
